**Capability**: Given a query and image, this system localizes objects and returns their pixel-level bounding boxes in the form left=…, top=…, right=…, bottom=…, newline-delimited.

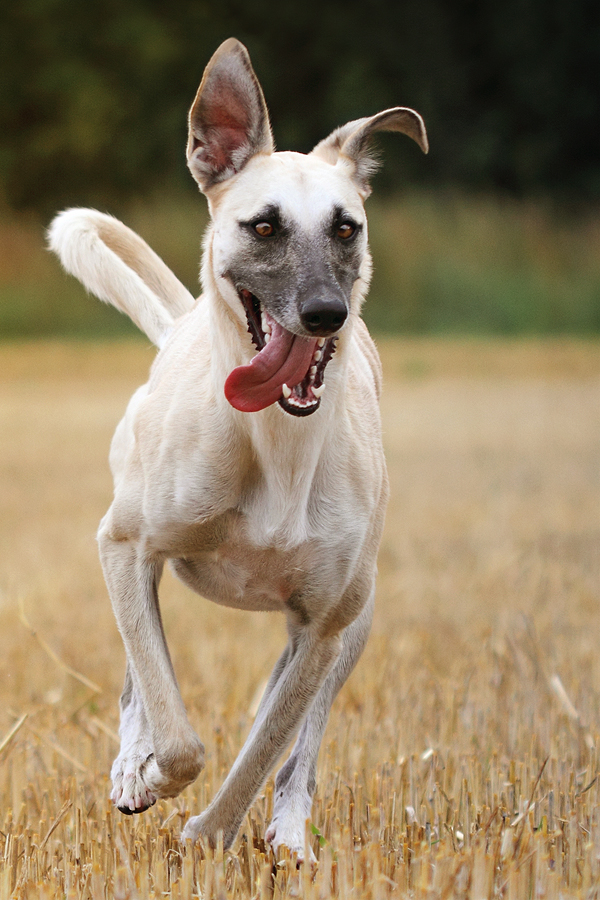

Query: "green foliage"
left=0, top=189, right=206, bottom=338
left=365, top=194, right=600, bottom=334
left=0, top=0, right=599, bottom=215
left=1, top=192, right=598, bottom=338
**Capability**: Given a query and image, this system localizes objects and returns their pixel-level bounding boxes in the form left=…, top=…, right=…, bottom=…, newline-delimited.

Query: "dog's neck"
left=194, top=247, right=357, bottom=545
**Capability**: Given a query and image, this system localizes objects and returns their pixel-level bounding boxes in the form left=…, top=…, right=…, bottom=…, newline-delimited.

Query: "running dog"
left=48, top=38, right=428, bottom=860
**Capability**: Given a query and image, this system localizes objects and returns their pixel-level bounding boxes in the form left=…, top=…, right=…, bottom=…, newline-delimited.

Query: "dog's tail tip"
left=47, top=208, right=196, bottom=348
left=47, top=207, right=111, bottom=252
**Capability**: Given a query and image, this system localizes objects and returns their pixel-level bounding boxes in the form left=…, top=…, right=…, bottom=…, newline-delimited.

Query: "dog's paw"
left=181, top=811, right=208, bottom=844
left=265, top=783, right=316, bottom=864
left=111, top=749, right=158, bottom=814
left=111, top=736, right=205, bottom=815
left=181, top=810, right=238, bottom=850
left=265, top=815, right=316, bottom=865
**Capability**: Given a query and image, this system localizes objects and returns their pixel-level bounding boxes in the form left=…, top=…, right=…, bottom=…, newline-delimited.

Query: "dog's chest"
left=169, top=511, right=319, bottom=612
left=167, top=461, right=368, bottom=613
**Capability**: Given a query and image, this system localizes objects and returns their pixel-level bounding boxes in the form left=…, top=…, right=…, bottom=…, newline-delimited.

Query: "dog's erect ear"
left=312, top=107, right=428, bottom=196
left=187, top=38, right=274, bottom=191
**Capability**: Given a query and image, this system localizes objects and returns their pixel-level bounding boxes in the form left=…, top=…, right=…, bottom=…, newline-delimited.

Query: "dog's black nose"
left=300, top=298, right=347, bottom=335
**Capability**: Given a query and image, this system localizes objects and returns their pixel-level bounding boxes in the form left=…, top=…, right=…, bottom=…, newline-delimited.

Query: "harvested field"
left=0, top=337, right=598, bottom=898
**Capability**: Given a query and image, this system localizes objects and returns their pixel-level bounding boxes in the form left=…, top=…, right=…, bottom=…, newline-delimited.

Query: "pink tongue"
left=225, top=321, right=317, bottom=412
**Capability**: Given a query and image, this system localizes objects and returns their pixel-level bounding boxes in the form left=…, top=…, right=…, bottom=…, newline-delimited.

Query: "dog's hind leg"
left=99, top=530, right=205, bottom=812
left=181, top=623, right=344, bottom=850
left=265, top=588, right=375, bottom=860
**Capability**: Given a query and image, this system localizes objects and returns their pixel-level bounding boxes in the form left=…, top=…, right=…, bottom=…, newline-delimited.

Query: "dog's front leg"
left=110, top=661, right=157, bottom=813
left=99, top=531, right=205, bottom=813
left=266, top=589, right=375, bottom=860
left=182, top=625, right=342, bottom=850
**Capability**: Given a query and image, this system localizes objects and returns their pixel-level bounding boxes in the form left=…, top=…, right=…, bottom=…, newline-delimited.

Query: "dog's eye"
left=337, top=222, right=356, bottom=240
left=253, top=221, right=275, bottom=237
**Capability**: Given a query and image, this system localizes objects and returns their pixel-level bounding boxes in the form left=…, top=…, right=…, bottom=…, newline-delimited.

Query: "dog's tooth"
left=312, top=383, right=325, bottom=398
left=281, top=383, right=292, bottom=399
left=264, top=332, right=271, bottom=344
left=310, top=365, right=317, bottom=377
left=313, top=349, right=322, bottom=363
left=317, top=337, right=326, bottom=348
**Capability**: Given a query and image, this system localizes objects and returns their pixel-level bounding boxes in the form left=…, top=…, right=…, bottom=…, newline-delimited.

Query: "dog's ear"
left=187, top=38, right=274, bottom=191
left=312, top=108, right=428, bottom=196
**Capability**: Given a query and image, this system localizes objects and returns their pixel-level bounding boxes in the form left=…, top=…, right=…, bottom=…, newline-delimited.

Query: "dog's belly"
left=170, top=544, right=302, bottom=612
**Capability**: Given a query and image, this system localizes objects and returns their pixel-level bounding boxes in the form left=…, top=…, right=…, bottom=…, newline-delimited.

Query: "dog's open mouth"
left=224, top=290, right=337, bottom=417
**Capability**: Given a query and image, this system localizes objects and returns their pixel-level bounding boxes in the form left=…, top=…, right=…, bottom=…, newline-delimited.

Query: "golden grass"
left=0, top=338, right=598, bottom=898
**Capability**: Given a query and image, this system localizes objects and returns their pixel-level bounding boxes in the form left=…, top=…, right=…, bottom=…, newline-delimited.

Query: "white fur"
left=48, top=208, right=195, bottom=347
left=48, top=38, right=427, bottom=862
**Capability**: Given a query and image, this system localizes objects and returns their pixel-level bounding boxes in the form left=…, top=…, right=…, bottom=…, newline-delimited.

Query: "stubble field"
left=0, top=337, right=598, bottom=899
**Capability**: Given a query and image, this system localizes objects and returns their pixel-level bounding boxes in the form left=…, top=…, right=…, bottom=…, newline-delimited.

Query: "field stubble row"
left=0, top=338, right=598, bottom=898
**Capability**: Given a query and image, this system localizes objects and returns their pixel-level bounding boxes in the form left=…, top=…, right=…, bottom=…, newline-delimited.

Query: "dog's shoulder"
left=351, top=317, right=383, bottom=400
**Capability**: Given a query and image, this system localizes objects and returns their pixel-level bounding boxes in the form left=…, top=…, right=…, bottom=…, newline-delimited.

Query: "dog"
left=48, top=38, right=427, bottom=860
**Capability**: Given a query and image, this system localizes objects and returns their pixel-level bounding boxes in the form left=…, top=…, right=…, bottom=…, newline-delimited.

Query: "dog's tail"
left=48, top=208, right=196, bottom=348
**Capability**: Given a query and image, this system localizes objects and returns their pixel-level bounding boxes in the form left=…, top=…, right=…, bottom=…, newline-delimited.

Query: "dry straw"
left=0, top=338, right=598, bottom=898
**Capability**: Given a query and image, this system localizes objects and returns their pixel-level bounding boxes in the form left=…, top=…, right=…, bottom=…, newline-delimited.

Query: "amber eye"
left=337, top=222, right=356, bottom=240
left=254, top=221, right=274, bottom=237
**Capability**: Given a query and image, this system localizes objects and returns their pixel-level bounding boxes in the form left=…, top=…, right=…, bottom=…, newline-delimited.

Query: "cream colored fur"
left=48, top=209, right=195, bottom=347
left=48, top=38, right=427, bottom=862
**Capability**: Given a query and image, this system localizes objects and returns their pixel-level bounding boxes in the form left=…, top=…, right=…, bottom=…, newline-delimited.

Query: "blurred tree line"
left=1, top=0, right=599, bottom=217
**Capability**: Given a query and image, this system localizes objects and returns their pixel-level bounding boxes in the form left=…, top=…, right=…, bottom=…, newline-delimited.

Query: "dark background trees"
left=1, top=0, right=599, bottom=216
left=1, top=0, right=598, bottom=337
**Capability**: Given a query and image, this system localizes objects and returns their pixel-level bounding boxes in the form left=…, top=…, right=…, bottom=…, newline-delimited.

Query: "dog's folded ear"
left=187, top=38, right=274, bottom=192
left=312, top=108, right=428, bottom=196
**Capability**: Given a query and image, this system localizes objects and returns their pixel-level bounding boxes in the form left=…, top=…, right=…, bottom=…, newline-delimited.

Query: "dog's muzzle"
left=224, top=290, right=338, bottom=417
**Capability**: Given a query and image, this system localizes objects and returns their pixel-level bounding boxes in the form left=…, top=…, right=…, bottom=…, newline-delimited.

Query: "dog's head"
left=187, top=38, right=428, bottom=417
